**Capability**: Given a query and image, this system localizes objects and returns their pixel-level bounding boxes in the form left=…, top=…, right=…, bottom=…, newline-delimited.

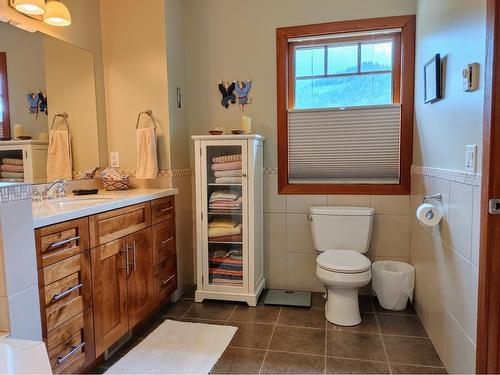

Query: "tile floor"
left=93, top=289, right=447, bottom=374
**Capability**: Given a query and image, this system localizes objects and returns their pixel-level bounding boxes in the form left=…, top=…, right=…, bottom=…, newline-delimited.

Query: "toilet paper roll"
left=416, top=203, right=442, bottom=227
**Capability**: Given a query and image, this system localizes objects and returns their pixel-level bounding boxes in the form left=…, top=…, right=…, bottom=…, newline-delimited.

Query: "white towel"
left=215, top=177, right=242, bottom=184
left=136, top=127, right=158, bottom=179
left=47, top=129, right=72, bottom=181
left=214, top=169, right=242, bottom=178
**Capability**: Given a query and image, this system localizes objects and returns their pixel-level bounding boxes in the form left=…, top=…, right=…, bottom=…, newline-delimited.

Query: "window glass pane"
left=295, top=47, right=325, bottom=77
left=295, top=73, right=392, bottom=109
left=361, top=41, right=393, bottom=72
left=327, top=45, right=358, bottom=75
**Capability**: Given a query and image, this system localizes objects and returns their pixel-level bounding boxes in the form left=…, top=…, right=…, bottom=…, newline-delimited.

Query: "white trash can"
left=372, top=261, right=415, bottom=311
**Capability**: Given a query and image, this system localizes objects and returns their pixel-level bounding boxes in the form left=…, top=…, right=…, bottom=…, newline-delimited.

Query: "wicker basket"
left=101, top=176, right=130, bottom=191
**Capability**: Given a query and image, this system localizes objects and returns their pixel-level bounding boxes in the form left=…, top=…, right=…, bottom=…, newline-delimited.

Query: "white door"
left=200, top=140, right=249, bottom=293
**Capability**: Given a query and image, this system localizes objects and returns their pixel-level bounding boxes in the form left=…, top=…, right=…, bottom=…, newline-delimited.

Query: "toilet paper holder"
left=422, top=193, right=442, bottom=204
left=421, top=193, right=442, bottom=221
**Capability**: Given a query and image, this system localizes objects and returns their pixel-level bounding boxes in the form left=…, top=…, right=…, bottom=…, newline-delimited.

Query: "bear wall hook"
left=218, top=80, right=237, bottom=108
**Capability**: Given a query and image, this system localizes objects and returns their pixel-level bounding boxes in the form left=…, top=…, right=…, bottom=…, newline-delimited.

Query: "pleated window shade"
left=288, top=105, right=401, bottom=184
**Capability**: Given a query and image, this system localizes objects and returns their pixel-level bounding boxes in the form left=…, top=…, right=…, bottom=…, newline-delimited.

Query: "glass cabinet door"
left=202, top=141, right=247, bottom=291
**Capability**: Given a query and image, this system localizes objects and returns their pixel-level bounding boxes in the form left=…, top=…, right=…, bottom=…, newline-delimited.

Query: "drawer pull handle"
left=131, top=241, right=137, bottom=272
left=160, top=207, right=173, bottom=213
left=52, top=283, right=83, bottom=301
left=161, top=275, right=175, bottom=287
left=49, top=235, right=80, bottom=250
left=56, top=342, right=85, bottom=365
left=160, top=237, right=174, bottom=246
left=121, top=245, right=130, bottom=276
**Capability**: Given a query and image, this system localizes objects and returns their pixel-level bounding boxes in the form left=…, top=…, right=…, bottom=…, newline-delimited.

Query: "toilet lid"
left=317, top=250, right=371, bottom=273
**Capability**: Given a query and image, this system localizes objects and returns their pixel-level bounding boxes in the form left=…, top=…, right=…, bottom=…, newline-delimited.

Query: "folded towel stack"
left=209, top=249, right=243, bottom=286
left=208, top=217, right=242, bottom=242
left=211, top=154, right=242, bottom=184
left=0, top=158, right=24, bottom=182
left=209, top=190, right=242, bottom=214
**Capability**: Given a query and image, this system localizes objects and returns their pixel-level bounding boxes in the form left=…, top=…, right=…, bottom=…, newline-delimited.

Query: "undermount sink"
left=45, top=195, right=115, bottom=208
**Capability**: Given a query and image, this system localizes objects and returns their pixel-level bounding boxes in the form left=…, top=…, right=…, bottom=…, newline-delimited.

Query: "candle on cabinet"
left=241, top=116, right=252, bottom=134
left=14, top=124, right=25, bottom=139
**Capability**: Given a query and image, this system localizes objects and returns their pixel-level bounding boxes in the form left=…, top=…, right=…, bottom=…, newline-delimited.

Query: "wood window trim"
left=0, top=53, right=11, bottom=139
left=276, top=15, right=415, bottom=195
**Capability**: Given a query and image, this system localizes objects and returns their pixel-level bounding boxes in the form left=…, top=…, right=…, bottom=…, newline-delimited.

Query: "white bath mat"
left=106, top=319, right=237, bottom=374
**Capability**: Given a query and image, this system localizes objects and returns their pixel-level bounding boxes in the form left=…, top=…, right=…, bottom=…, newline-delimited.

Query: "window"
left=293, top=38, right=397, bottom=109
left=277, top=16, right=415, bottom=194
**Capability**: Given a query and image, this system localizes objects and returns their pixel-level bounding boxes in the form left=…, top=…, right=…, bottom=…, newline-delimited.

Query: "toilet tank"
left=309, top=206, right=375, bottom=253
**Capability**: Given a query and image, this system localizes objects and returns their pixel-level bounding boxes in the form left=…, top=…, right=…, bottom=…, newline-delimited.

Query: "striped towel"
left=2, top=158, right=23, bottom=166
left=1, top=164, right=24, bottom=173
left=211, top=161, right=242, bottom=171
left=212, top=154, right=241, bottom=164
left=214, top=169, right=242, bottom=178
left=215, top=177, right=242, bottom=184
left=1, top=171, right=24, bottom=179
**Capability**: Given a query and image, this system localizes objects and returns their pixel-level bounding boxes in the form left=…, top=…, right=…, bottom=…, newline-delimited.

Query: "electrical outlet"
left=465, top=145, right=477, bottom=173
left=110, top=152, right=120, bottom=168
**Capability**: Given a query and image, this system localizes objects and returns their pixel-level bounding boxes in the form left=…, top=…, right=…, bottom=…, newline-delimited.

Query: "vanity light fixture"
left=13, top=0, right=45, bottom=16
left=9, top=0, right=71, bottom=27
left=43, top=0, right=71, bottom=27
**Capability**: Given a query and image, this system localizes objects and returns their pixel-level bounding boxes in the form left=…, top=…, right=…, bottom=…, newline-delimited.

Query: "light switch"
left=110, top=152, right=120, bottom=168
left=465, top=145, right=477, bottom=173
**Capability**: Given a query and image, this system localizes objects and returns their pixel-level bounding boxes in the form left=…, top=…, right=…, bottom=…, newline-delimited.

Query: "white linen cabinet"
left=192, top=135, right=265, bottom=306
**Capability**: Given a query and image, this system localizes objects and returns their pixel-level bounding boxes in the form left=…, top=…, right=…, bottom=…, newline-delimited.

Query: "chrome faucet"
left=42, top=180, right=69, bottom=200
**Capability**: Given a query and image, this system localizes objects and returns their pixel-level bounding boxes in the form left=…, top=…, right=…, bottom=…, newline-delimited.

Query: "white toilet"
left=309, top=206, right=375, bottom=326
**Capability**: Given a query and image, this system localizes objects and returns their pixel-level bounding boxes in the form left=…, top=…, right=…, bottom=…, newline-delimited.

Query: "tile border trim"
left=411, top=165, right=481, bottom=187
left=0, top=184, right=32, bottom=203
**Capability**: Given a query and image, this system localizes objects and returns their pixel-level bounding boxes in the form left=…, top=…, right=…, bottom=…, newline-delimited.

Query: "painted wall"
left=165, top=0, right=194, bottom=294
left=165, top=0, right=190, bottom=171
left=0, top=22, right=48, bottom=138
left=183, top=0, right=417, bottom=168
left=0, top=0, right=108, bottom=167
left=413, top=0, right=486, bottom=172
left=410, top=0, right=486, bottom=372
left=179, top=0, right=416, bottom=292
left=100, top=0, right=171, bottom=172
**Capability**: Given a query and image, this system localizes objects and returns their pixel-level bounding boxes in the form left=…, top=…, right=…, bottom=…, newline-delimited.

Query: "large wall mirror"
left=0, top=21, right=100, bottom=184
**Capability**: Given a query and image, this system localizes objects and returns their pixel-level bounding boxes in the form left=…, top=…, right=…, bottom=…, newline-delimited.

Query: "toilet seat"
left=317, top=250, right=371, bottom=274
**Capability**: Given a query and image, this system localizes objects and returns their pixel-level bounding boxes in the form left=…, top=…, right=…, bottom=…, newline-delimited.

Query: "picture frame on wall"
left=424, top=54, right=442, bottom=104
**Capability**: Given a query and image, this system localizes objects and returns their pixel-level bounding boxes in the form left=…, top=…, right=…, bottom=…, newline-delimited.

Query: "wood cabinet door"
left=126, top=228, right=154, bottom=328
left=91, top=238, right=129, bottom=356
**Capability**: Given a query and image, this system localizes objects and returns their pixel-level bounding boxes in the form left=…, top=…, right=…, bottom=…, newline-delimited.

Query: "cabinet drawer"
left=40, top=252, right=92, bottom=332
left=154, top=259, right=177, bottom=305
left=46, top=309, right=94, bottom=374
left=90, top=203, right=151, bottom=247
left=151, top=196, right=175, bottom=225
left=152, top=219, right=176, bottom=266
left=35, top=218, right=90, bottom=268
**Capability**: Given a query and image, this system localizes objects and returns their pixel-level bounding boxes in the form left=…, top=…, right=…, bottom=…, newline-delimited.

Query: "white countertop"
left=32, top=188, right=178, bottom=228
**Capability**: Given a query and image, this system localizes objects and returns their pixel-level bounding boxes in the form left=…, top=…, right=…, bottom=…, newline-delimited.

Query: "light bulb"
left=43, top=0, right=71, bottom=26
left=14, top=0, right=45, bottom=15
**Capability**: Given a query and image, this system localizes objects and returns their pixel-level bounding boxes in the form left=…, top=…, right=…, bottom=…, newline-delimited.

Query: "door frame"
left=476, top=0, right=500, bottom=372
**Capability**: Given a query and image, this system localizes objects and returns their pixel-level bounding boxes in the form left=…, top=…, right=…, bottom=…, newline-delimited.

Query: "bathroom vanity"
left=32, top=189, right=177, bottom=373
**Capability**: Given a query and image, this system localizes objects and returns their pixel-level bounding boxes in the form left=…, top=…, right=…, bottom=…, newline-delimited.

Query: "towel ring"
left=50, top=113, right=70, bottom=130
left=136, top=109, right=158, bottom=130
